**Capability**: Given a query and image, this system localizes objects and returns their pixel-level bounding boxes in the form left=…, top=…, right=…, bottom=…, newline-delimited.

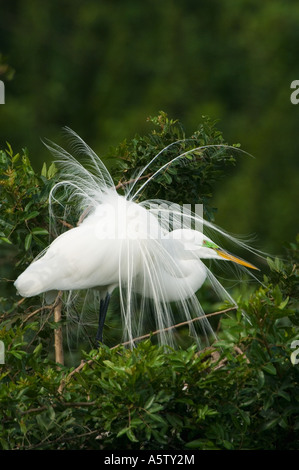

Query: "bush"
left=0, top=244, right=298, bottom=450
left=0, top=114, right=298, bottom=449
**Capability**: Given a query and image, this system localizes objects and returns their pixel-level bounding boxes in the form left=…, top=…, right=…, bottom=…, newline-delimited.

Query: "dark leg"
left=95, top=292, right=111, bottom=347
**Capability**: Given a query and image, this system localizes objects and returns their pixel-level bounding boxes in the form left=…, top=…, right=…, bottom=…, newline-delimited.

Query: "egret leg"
left=95, top=292, right=111, bottom=346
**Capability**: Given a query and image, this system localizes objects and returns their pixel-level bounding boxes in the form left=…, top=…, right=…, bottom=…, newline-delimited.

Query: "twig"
left=25, top=308, right=54, bottom=350
left=58, top=305, right=237, bottom=393
left=0, top=297, right=26, bottom=322
left=58, top=219, right=73, bottom=229
left=20, top=401, right=96, bottom=416
left=56, top=173, right=153, bottom=229
left=111, top=306, right=237, bottom=349
left=77, top=207, right=92, bottom=225
left=54, top=293, right=64, bottom=367
left=115, top=172, right=153, bottom=190
left=23, top=429, right=99, bottom=451
left=20, top=304, right=55, bottom=326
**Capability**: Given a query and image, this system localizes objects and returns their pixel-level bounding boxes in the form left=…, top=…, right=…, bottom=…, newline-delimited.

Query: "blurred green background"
left=1, top=0, right=299, bottom=253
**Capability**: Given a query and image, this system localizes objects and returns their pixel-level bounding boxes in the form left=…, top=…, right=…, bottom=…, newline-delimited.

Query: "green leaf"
left=185, top=439, right=204, bottom=449
left=130, top=417, right=143, bottom=427
left=126, top=428, right=139, bottom=442
left=164, top=173, right=172, bottom=184
left=116, top=426, right=130, bottom=438
left=31, top=227, right=49, bottom=235
left=12, top=153, right=20, bottom=163
left=9, top=350, right=26, bottom=359
left=147, top=403, right=164, bottom=413
left=47, top=162, right=57, bottom=178
left=41, top=162, right=47, bottom=177
left=147, top=412, right=167, bottom=425
left=5, top=142, right=13, bottom=157
left=257, top=370, right=265, bottom=388
left=238, top=409, right=250, bottom=426
left=260, top=417, right=280, bottom=431
left=262, top=363, right=277, bottom=375
left=33, top=343, right=43, bottom=356
left=0, top=236, right=12, bottom=244
left=24, top=233, right=32, bottom=251
left=25, top=211, right=40, bottom=221
left=278, top=296, right=289, bottom=310
left=144, top=395, right=156, bottom=410
left=103, top=360, right=116, bottom=370
left=222, top=440, right=234, bottom=450
left=272, top=285, right=283, bottom=305
left=277, top=390, right=290, bottom=402
left=151, top=429, right=168, bottom=444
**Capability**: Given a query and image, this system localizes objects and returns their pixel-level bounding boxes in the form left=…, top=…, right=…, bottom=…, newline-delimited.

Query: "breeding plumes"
left=14, top=129, right=261, bottom=349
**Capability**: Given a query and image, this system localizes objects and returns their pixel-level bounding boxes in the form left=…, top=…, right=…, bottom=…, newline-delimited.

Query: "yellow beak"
left=215, top=249, right=259, bottom=271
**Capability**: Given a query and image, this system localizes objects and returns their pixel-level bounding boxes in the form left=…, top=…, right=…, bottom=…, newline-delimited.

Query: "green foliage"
left=0, top=115, right=298, bottom=450
left=0, top=112, right=236, bottom=313
left=0, top=241, right=298, bottom=450
left=0, top=144, right=57, bottom=260
left=1, top=1, right=298, bottom=251
left=110, top=111, right=238, bottom=220
left=0, top=144, right=58, bottom=307
left=0, top=112, right=235, bottom=264
left=0, top=113, right=240, bottom=355
left=0, top=54, right=14, bottom=81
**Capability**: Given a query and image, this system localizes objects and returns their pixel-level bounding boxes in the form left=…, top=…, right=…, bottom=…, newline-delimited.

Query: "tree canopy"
left=1, top=1, right=299, bottom=451
left=0, top=0, right=299, bottom=251
left=0, top=113, right=299, bottom=450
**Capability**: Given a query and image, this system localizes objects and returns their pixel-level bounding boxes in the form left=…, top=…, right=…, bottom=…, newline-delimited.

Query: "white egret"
left=14, top=130, right=260, bottom=348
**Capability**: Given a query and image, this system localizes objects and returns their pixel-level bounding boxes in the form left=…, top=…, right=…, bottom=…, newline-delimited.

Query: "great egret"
left=14, top=130, right=259, bottom=348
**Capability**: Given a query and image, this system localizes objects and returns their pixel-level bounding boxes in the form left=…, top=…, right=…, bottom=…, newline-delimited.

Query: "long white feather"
left=14, top=129, right=265, bottom=349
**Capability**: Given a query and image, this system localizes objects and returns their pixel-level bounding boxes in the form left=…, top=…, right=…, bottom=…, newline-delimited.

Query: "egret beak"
left=215, top=248, right=259, bottom=271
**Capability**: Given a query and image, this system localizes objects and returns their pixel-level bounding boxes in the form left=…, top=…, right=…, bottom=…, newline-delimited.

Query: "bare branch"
left=54, top=292, right=64, bottom=367
left=58, top=219, right=73, bottom=229
left=115, top=172, right=153, bottom=190
left=58, top=305, right=237, bottom=393
left=111, top=306, right=237, bottom=349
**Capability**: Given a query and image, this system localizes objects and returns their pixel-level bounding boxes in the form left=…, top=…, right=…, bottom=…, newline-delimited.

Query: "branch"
left=111, top=306, right=237, bottom=349
left=115, top=172, right=153, bottom=190
left=58, top=305, right=237, bottom=393
left=58, top=219, right=73, bottom=229
left=20, top=303, right=55, bottom=326
left=54, top=293, right=64, bottom=367
left=55, top=172, right=153, bottom=228
left=24, top=429, right=99, bottom=451
left=20, top=401, right=96, bottom=416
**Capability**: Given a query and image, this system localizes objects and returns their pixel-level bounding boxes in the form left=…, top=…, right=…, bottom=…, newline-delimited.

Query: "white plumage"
left=14, top=130, right=260, bottom=347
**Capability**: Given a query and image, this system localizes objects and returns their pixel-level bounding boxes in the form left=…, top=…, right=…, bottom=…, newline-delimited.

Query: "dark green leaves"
left=110, top=112, right=238, bottom=220
left=0, top=115, right=298, bottom=450
left=0, top=144, right=57, bottom=290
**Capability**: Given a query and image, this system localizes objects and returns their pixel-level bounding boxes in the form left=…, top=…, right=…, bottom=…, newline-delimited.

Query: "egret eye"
left=203, top=240, right=218, bottom=249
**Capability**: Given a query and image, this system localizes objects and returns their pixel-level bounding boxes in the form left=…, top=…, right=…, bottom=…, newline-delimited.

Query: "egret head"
left=169, top=229, right=259, bottom=270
